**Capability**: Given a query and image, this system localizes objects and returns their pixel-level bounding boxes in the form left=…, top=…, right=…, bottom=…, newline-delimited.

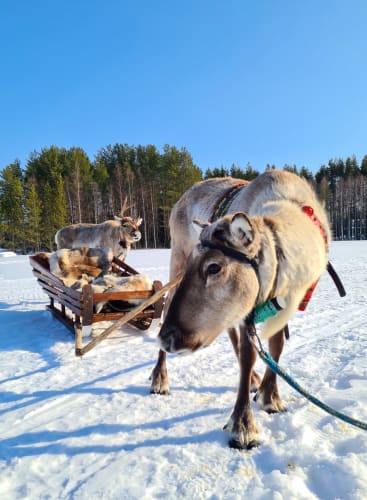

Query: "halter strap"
left=201, top=239, right=259, bottom=272
left=201, top=240, right=262, bottom=329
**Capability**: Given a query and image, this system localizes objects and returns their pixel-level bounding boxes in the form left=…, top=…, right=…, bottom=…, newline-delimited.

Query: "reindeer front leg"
left=224, top=323, right=260, bottom=449
left=254, top=328, right=287, bottom=413
left=150, top=247, right=187, bottom=395
left=227, top=327, right=261, bottom=391
left=150, top=349, right=170, bottom=395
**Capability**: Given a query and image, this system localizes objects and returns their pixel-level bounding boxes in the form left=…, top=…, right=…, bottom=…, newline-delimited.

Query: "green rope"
left=249, top=332, right=367, bottom=431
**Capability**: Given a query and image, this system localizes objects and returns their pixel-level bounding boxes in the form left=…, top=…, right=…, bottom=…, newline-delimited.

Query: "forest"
left=1, top=144, right=367, bottom=252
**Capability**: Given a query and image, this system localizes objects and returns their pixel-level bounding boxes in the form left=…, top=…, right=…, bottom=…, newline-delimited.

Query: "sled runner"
left=29, top=253, right=165, bottom=355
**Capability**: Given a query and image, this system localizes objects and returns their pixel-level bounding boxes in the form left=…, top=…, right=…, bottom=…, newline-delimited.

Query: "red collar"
left=302, top=206, right=328, bottom=247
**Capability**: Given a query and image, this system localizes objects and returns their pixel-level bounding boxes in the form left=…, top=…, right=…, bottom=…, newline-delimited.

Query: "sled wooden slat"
left=47, top=304, right=75, bottom=332
left=36, top=280, right=83, bottom=313
left=92, top=308, right=155, bottom=323
left=32, top=268, right=78, bottom=296
left=31, top=268, right=82, bottom=301
left=111, top=259, right=139, bottom=276
left=29, top=254, right=170, bottom=355
left=76, top=273, right=183, bottom=356
left=92, top=290, right=153, bottom=302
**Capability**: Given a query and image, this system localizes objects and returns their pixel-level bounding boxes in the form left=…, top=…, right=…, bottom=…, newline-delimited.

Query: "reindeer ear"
left=136, top=217, right=143, bottom=226
left=230, top=213, right=253, bottom=243
left=192, top=219, right=209, bottom=236
left=114, top=215, right=122, bottom=222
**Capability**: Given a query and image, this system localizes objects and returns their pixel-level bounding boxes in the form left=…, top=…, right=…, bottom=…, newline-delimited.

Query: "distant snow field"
left=0, top=242, right=366, bottom=499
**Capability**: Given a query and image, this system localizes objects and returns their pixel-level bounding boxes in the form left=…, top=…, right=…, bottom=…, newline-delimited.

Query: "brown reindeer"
left=151, top=169, right=331, bottom=449
left=55, top=199, right=142, bottom=260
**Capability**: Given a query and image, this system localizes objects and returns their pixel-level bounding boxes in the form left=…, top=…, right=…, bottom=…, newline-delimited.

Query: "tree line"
left=1, top=145, right=367, bottom=253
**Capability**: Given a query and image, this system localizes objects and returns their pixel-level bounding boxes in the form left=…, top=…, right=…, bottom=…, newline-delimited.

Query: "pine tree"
left=210, top=166, right=229, bottom=177
left=0, top=162, right=24, bottom=251
left=243, top=163, right=260, bottom=180
left=345, top=155, right=360, bottom=176
left=299, top=167, right=314, bottom=181
left=283, top=164, right=298, bottom=175
left=361, top=155, right=367, bottom=176
left=92, top=158, right=111, bottom=220
left=41, top=175, right=67, bottom=250
left=63, top=147, right=93, bottom=223
left=158, top=145, right=202, bottom=246
left=24, top=178, right=42, bottom=252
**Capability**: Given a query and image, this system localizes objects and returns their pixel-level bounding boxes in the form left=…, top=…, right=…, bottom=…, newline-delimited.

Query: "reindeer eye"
left=207, top=263, right=221, bottom=275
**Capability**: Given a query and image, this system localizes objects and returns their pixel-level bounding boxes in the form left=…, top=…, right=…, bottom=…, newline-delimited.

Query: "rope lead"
left=248, top=330, right=367, bottom=432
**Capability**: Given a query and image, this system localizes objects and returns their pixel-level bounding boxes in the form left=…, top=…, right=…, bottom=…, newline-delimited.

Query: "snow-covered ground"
left=0, top=242, right=366, bottom=499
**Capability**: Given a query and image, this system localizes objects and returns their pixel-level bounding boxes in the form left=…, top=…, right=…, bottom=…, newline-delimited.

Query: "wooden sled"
left=29, top=253, right=167, bottom=356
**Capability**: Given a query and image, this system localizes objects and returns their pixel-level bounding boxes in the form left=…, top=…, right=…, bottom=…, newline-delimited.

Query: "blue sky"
left=1, top=0, right=366, bottom=174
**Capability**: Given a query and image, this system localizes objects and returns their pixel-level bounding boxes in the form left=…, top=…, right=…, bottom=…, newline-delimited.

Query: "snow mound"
left=0, top=249, right=17, bottom=257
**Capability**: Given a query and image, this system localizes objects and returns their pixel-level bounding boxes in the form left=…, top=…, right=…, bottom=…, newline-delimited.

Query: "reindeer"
left=55, top=200, right=142, bottom=260
left=150, top=169, right=331, bottom=449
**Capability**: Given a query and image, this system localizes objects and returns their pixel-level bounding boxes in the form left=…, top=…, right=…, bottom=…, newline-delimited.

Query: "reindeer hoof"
left=149, top=370, right=170, bottom=395
left=254, top=389, right=287, bottom=413
left=150, top=387, right=170, bottom=395
left=265, top=406, right=287, bottom=415
left=229, top=438, right=261, bottom=450
left=149, top=378, right=170, bottom=395
left=224, top=417, right=261, bottom=450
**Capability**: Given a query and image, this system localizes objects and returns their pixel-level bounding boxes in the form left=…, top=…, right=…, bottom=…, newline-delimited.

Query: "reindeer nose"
left=158, top=322, right=181, bottom=353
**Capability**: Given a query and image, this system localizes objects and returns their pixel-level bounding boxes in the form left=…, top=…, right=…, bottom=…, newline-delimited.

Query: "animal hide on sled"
left=35, top=247, right=152, bottom=313
left=36, top=247, right=114, bottom=288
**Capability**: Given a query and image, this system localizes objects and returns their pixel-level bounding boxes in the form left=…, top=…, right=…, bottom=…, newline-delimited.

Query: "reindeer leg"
left=150, top=349, right=170, bottom=395
left=254, top=328, right=287, bottom=413
left=227, top=327, right=240, bottom=359
left=227, top=327, right=261, bottom=392
left=224, top=323, right=260, bottom=449
left=150, top=246, right=187, bottom=395
left=163, top=246, right=187, bottom=319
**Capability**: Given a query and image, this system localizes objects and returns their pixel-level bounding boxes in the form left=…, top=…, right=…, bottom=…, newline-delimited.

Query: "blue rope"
left=250, top=333, right=367, bottom=431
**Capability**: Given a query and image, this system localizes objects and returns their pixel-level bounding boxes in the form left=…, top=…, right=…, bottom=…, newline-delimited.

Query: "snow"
left=0, top=242, right=366, bottom=499
left=0, top=249, right=17, bottom=258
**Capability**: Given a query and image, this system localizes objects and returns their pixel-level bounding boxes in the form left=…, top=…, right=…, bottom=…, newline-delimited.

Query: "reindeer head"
left=114, top=215, right=142, bottom=246
left=158, top=213, right=261, bottom=354
left=114, top=198, right=142, bottom=248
